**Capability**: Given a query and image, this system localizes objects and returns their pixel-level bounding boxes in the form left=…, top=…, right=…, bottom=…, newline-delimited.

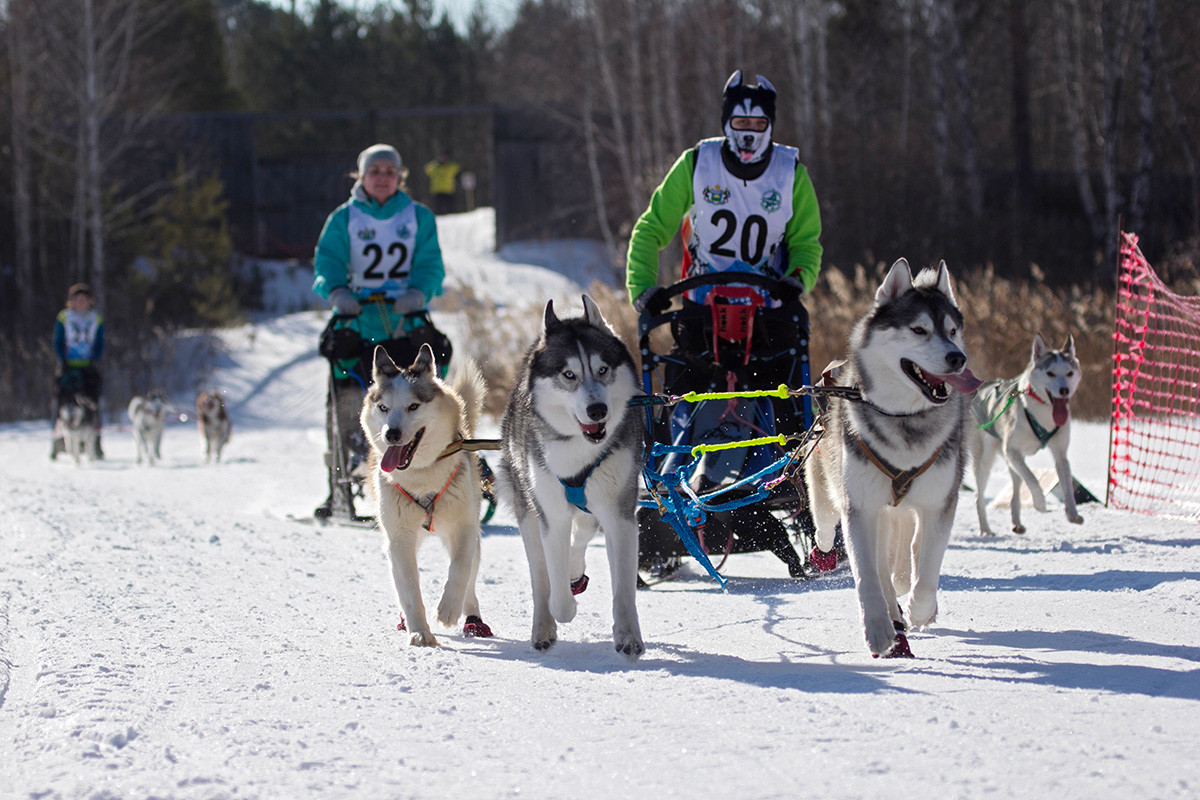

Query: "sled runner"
left=314, top=302, right=498, bottom=525
left=635, top=271, right=823, bottom=583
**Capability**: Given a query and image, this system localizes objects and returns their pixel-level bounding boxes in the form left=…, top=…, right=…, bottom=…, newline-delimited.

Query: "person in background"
left=51, top=283, right=105, bottom=459
left=625, top=69, right=822, bottom=312
left=424, top=153, right=462, bottom=215
left=311, top=143, right=446, bottom=518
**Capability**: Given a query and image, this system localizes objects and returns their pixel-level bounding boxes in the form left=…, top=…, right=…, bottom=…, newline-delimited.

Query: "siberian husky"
left=497, top=296, right=644, bottom=657
left=56, top=393, right=100, bottom=465
left=128, top=391, right=170, bottom=465
left=805, top=259, right=980, bottom=657
left=970, top=334, right=1084, bottom=535
left=360, top=344, right=493, bottom=647
left=196, top=390, right=231, bottom=463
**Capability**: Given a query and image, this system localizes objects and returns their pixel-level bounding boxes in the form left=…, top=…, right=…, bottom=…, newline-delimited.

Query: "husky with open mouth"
left=496, top=296, right=644, bottom=658
left=360, top=344, right=493, bottom=647
left=805, top=259, right=981, bottom=658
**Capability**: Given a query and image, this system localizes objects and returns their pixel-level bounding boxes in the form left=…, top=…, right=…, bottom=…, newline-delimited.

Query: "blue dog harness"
left=558, top=446, right=613, bottom=513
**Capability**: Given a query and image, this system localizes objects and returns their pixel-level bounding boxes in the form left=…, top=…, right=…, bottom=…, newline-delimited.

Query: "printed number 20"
left=709, top=210, right=767, bottom=264
left=362, top=242, right=409, bottom=279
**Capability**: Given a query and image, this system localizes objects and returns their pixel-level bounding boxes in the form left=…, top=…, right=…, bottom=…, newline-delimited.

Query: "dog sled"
left=314, top=301, right=498, bottom=526
left=635, top=271, right=829, bottom=584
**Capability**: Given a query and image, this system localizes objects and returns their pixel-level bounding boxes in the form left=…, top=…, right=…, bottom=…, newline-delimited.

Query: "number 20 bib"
left=347, top=203, right=417, bottom=296
left=687, top=138, right=796, bottom=280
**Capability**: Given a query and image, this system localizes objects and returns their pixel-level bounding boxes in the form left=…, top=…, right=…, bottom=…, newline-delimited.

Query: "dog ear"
left=1063, top=334, right=1076, bottom=357
left=581, top=294, right=610, bottom=330
left=934, top=260, right=956, bottom=304
left=543, top=299, right=561, bottom=332
left=1031, top=333, right=1048, bottom=360
left=410, top=343, right=436, bottom=375
left=876, top=258, right=913, bottom=304
left=724, top=69, right=743, bottom=92
left=373, top=345, right=400, bottom=378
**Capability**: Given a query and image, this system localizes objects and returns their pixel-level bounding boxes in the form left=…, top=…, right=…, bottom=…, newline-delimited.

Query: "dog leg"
left=907, top=509, right=952, bottom=629
left=973, top=438, right=997, bottom=536
left=593, top=507, right=644, bottom=658
left=386, top=537, right=437, bottom=647
left=1008, top=450, right=1047, bottom=514
left=1049, top=441, right=1083, bottom=525
left=845, top=507, right=896, bottom=657
left=541, top=503, right=578, bottom=625
left=569, top=515, right=598, bottom=588
left=517, top=513, right=557, bottom=650
left=436, top=524, right=477, bottom=628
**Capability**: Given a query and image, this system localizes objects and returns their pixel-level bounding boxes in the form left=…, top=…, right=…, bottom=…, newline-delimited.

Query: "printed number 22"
left=709, top=209, right=767, bottom=264
left=362, top=242, right=409, bottom=279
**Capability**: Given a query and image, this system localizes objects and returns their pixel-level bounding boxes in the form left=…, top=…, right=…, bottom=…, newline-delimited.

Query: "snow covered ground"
left=1, top=210, right=1198, bottom=799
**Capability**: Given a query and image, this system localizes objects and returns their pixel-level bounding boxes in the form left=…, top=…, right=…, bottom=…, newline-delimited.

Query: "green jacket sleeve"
left=625, top=149, right=697, bottom=303
left=785, top=163, right=823, bottom=293
left=312, top=205, right=352, bottom=300
left=408, top=203, right=446, bottom=301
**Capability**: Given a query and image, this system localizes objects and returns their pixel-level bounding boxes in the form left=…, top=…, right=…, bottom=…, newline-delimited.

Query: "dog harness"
left=558, top=446, right=615, bottom=514
left=854, top=435, right=943, bottom=507
left=390, top=457, right=462, bottom=532
left=975, top=381, right=1061, bottom=448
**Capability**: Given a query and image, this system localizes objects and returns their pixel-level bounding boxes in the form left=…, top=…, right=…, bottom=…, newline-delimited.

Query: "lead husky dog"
left=497, top=296, right=644, bottom=657
left=196, top=390, right=231, bottom=463
left=56, top=393, right=100, bottom=466
left=806, top=259, right=980, bottom=657
left=970, top=334, right=1083, bottom=535
left=128, top=391, right=170, bottom=465
left=360, top=344, right=493, bottom=647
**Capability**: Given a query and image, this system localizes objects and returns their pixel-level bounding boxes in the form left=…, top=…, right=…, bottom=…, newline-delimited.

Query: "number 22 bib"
left=347, top=203, right=417, bottom=296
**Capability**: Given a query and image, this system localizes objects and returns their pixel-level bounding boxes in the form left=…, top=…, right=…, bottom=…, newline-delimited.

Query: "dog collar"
left=1025, top=386, right=1048, bottom=404
left=390, top=458, right=462, bottom=532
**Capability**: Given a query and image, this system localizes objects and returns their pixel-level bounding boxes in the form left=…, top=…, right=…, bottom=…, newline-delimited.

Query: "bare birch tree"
left=6, top=0, right=37, bottom=332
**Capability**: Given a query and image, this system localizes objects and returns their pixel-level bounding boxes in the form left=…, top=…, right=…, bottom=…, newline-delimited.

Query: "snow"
left=2, top=209, right=1199, bottom=799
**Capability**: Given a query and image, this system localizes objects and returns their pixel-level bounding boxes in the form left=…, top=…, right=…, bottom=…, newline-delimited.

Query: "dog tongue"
left=580, top=422, right=603, bottom=436
left=931, top=366, right=983, bottom=395
left=381, top=445, right=404, bottom=473
left=1051, top=398, right=1069, bottom=426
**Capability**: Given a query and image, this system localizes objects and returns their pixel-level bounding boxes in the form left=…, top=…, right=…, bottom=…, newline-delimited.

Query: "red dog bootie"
left=396, top=615, right=406, bottom=631
left=809, top=547, right=838, bottom=573
left=570, top=574, right=589, bottom=595
left=463, top=615, right=493, bottom=637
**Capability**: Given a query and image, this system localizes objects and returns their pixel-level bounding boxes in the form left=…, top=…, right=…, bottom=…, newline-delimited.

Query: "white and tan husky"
left=360, top=344, right=493, bottom=647
left=128, top=391, right=170, bottom=465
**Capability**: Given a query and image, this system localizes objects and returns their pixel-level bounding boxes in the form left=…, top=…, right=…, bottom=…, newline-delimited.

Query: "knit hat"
left=356, top=144, right=403, bottom=176
left=67, top=283, right=93, bottom=301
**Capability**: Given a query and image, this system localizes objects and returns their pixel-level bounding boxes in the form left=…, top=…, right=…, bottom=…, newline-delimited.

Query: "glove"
left=329, top=287, right=361, bottom=316
left=777, top=274, right=806, bottom=303
left=632, top=286, right=667, bottom=315
left=393, top=289, right=427, bottom=315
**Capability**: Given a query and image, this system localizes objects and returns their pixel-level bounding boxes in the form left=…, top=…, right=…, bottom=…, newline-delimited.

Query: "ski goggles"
left=729, top=116, right=769, bottom=133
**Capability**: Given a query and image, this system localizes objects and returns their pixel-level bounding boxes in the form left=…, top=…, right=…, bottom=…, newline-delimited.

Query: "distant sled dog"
left=196, top=390, right=231, bottom=463
left=56, top=393, right=101, bottom=466
left=360, top=344, right=493, bottom=646
left=805, top=259, right=981, bottom=658
left=970, top=334, right=1084, bottom=535
left=128, top=391, right=170, bottom=465
left=497, top=295, right=644, bottom=657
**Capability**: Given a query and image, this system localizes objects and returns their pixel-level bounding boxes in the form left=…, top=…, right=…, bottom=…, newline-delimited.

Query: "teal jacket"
left=313, top=188, right=445, bottom=343
left=626, top=143, right=822, bottom=304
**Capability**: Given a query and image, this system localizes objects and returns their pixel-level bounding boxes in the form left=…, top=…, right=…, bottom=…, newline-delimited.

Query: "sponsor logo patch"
left=761, top=190, right=782, bottom=213
left=703, top=185, right=731, bottom=205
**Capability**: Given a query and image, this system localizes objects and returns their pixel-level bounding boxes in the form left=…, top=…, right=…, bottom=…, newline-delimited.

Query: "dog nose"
left=1058, top=387, right=1070, bottom=396
left=384, top=427, right=403, bottom=444
left=945, top=351, right=966, bottom=372
left=586, top=403, right=608, bottom=422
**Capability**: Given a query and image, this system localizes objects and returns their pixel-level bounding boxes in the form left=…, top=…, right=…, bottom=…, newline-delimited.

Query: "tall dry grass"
left=442, top=261, right=1164, bottom=423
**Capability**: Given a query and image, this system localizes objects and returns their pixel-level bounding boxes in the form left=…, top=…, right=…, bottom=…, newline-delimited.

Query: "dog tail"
left=449, top=357, right=487, bottom=435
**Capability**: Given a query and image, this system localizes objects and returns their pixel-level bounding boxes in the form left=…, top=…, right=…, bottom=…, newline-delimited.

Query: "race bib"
left=347, top=204, right=418, bottom=298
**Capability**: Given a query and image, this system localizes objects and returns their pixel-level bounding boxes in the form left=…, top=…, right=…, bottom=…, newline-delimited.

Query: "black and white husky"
left=497, top=296, right=644, bottom=657
left=128, top=391, right=170, bottom=466
left=56, top=393, right=100, bottom=466
left=360, top=344, right=493, bottom=647
left=970, top=334, right=1084, bottom=535
left=805, top=259, right=980, bottom=658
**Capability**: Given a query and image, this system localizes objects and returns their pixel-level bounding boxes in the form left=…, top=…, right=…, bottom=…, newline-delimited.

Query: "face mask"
left=723, top=103, right=772, bottom=164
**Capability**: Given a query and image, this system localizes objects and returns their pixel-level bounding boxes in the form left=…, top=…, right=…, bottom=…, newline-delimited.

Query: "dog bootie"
left=396, top=615, right=406, bottom=631
left=876, top=621, right=915, bottom=659
left=462, top=615, right=493, bottom=637
left=809, top=546, right=838, bottom=572
left=570, top=574, right=589, bottom=596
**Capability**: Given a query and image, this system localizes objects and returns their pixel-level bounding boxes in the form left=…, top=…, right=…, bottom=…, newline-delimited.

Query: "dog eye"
left=911, top=326, right=927, bottom=336
left=597, top=365, right=609, bottom=376
left=563, top=370, right=576, bottom=381
left=378, top=403, right=389, bottom=413
left=407, top=403, right=420, bottom=412
left=1047, top=371, right=1056, bottom=378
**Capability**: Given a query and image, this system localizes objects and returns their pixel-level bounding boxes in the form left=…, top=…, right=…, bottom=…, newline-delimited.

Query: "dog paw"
left=808, top=546, right=838, bottom=572
left=463, top=615, right=493, bottom=638
left=865, top=615, right=898, bottom=657
left=614, top=633, right=645, bottom=659
left=531, top=624, right=557, bottom=651
left=1067, top=513, right=1083, bottom=525
left=408, top=631, right=440, bottom=647
left=1012, top=524, right=1027, bottom=534
left=907, top=597, right=938, bottom=630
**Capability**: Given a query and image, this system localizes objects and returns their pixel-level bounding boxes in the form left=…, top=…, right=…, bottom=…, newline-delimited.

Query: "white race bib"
left=347, top=204, right=418, bottom=297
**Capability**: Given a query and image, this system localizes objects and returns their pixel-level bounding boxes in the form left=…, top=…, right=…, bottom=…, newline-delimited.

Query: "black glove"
left=633, top=286, right=668, bottom=315
left=777, top=274, right=805, bottom=303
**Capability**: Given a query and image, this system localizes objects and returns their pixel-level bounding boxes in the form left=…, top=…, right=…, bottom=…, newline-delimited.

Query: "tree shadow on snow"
left=939, top=568, right=1200, bottom=593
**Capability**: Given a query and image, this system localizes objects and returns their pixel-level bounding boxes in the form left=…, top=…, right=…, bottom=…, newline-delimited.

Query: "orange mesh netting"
left=1109, top=231, right=1200, bottom=520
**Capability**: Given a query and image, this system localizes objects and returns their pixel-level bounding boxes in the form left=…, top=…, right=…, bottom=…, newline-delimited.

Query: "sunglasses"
left=729, top=116, right=769, bottom=133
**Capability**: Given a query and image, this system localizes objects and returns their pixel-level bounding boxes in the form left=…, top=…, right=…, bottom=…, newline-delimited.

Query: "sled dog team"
left=364, top=264, right=1083, bottom=660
